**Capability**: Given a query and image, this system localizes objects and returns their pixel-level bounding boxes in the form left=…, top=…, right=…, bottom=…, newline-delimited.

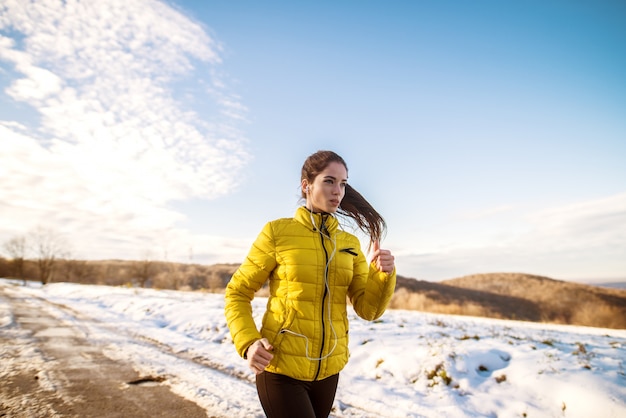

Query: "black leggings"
left=256, top=371, right=339, bottom=418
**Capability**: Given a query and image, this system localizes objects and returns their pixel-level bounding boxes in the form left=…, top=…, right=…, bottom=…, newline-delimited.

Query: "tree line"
left=1, top=227, right=238, bottom=291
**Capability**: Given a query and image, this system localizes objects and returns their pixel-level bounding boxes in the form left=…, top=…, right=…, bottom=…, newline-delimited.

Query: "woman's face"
left=304, top=161, right=348, bottom=213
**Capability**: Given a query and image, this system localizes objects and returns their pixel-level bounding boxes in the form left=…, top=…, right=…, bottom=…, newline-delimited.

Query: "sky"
left=2, top=279, right=626, bottom=417
left=0, top=0, right=625, bottom=283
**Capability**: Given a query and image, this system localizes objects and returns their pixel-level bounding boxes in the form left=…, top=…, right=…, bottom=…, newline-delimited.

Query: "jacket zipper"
left=314, top=215, right=330, bottom=380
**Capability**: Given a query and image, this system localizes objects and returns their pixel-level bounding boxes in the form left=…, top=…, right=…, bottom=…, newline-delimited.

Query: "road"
left=0, top=285, right=213, bottom=418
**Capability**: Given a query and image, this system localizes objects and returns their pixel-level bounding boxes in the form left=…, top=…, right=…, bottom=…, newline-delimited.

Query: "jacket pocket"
left=339, top=247, right=358, bottom=256
left=265, top=302, right=296, bottom=349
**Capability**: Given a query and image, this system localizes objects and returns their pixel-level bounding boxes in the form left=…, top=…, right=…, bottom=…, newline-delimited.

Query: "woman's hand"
left=371, top=240, right=395, bottom=273
left=247, top=338, right=274, bottom=375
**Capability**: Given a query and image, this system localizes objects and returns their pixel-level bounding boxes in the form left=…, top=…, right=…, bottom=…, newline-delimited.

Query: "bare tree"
left=3, top=235, right=28, bottom=285
left=70, top=259, right=94, bottom=283
left=59, top=256, right=93, bottom=284
left=30, top=227, right=66, bottom=285
left=132, top=251, right=155, bottom=288
left=164, top=262, right=186, bottom=290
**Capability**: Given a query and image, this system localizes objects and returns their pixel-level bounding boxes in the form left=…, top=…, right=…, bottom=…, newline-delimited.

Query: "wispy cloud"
left=0, top=0, right=250, bottom=259
left=524, top=193, right=626, bottom=251
left=399, top=193, right=626, bottom=281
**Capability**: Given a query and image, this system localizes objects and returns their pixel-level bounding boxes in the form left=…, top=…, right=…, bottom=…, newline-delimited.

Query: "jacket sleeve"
left=348, top=251, right=396, bottom=321
left=224, top=222, right=277, bottom=358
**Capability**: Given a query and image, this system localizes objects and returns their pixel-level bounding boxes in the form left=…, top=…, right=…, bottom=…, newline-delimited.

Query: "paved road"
left=0, top=285, right=212, bottom=418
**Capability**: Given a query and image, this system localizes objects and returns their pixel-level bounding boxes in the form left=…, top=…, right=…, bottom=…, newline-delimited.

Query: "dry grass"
left=391, top=273, right=626, bottom=329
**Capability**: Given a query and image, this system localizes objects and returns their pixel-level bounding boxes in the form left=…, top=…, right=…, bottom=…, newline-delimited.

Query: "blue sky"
left=1, top=0, right=625, bottom=282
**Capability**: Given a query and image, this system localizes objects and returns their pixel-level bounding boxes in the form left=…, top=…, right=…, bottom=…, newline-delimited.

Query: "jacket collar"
left=294, top=206, right=339, bottom=234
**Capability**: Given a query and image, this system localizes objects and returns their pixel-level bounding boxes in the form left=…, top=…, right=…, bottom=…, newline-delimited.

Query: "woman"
left=224, top=150, right=396, bottom=418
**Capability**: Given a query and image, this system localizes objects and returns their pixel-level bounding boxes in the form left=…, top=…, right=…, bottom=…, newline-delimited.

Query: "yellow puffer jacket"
left=224, top=206, right=396, bottom=382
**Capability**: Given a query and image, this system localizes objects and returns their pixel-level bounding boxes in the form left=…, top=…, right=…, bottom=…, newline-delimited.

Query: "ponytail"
left=339, top=183, right=387, bottom=246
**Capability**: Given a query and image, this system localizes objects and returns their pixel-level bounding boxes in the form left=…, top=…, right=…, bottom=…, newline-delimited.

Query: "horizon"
left=5, top=255, right=626, bottom=287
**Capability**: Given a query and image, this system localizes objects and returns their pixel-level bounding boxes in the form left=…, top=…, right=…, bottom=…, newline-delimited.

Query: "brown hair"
left=301, top=150, right=387, bottom=243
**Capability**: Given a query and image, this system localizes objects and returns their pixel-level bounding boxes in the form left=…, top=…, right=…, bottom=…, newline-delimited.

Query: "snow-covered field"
left=1, top=279, right=625, bottom=417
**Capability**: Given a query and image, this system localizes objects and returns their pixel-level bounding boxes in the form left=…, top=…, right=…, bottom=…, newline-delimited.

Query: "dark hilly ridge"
left=391, top=272, right=626, bottom=329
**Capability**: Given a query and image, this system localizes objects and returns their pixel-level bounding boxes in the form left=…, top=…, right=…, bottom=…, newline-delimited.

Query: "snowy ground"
left=1, top=279, right=625, bottom=418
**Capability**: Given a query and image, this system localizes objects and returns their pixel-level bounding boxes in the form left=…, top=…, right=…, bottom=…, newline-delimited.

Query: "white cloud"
left=523, top=193, right=626, bottom=251
left=397, top=193, right=626, bottom=281
left=0, top=0, right=250, bottom=260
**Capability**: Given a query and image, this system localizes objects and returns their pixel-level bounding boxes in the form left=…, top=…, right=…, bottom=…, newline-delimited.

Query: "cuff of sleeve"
left=242, top=340, right=257, bottom=359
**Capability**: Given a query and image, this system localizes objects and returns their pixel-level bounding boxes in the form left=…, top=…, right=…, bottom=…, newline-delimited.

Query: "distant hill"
left=391, top=273, right=626, bottom=329
left=593, top=281, right=626, bottom=290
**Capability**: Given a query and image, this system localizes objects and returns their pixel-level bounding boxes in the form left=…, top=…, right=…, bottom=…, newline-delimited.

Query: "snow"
left=2, top=278, right=625, bottom=417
